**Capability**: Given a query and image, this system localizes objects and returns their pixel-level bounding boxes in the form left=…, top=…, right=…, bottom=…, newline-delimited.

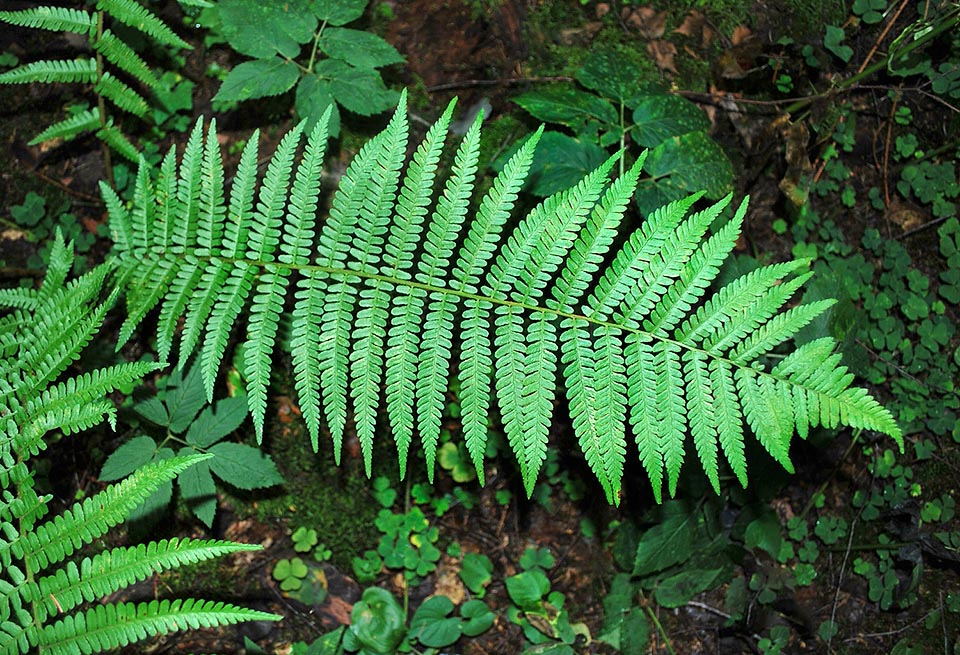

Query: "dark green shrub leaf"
left=314, top=59, right=398, bottom=115
left=214, top=58, right=300, bottom=103
left=576, top=46, right=651, bottom=104
left=632, top=504, right=696, bottom=577
left=164, top=365, right=208, bottom=433
left=208, top=442, right=284, bottom=488
left=134, top=395, right=169, bottom=427
left=513, top=85, right=618, bottom=129
left=219, top=0, right=315, bottom=58
left=100, top=434, right=158, bottom=480
left=177, top=456, right=217, bottom=526
left=631, top=95, right=710, bottom=147
left=636, top=131, right=733, bottom=214
left=524, top=131, right=608, bottom=197
left=186, top=394, right=249, bottom=448
left=295, top=74, right=341, bottom=135
left=318, top=27, right=403, bottom=69
left=653, top=567, right=724, bottom=607
left=311, top=0, right=367, bottom=26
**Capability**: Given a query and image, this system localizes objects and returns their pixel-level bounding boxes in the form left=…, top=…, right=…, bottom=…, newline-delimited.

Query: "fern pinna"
left=0, top=233, right=278, bottom=655
left=106, top=92, right=901, bottom=504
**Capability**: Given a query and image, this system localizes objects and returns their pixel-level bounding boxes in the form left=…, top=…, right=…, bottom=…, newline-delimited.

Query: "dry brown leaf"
left=648, top=39, right=679, bottom=74
left=625, top=5, right=666, bottom=40
left=731, top=24, right=752, bottom=46
left=595, top=2, right=610, bottom=19
left=674, top=10, right=715, bottom=48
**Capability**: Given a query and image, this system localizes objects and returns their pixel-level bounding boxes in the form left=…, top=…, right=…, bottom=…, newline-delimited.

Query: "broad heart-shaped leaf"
left=631, top=95, right=710, bottom=147
left=576, top=45, right=655, bottom=105
left=513, top=130, right=608, bottom=197
left=635, top=131, right=733, bottom=215
left=296, top=74, right=342, bottom=136
left=513, top=84, right=618, bottom=130
left=505, top=569, right=551, bottom=612
left=214, top=57, right=300, bottom=103
left=186, top=394, right=249, bottom=448
left=100, top=435, right=159, bottom=481
left=218, top=0, right=316, bottom=58
left=177, top=454, right=217, bottom=527
left=313, top=58, right=398, bottom=116
left=461, top=599, right=496, bottom=637
left=208, top=442, right=284, bottom=489
left=410, top=595, right=461, bottom=648
left=318, top=27, right=404, bottom=69
left=311, top=0, right=367, bottom=26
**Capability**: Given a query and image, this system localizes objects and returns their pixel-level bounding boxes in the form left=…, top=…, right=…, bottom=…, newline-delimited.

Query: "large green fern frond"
left=0, top=58, right=97, bottom=85
left=0, top=7, right=94, bottom=34
left=107, top=98, right=902, bottom=504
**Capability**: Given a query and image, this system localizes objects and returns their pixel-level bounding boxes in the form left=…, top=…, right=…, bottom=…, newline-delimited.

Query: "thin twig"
left=856, top=0, right=912, bottom=76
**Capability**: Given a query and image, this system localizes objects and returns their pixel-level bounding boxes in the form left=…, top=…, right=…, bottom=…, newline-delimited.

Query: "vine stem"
left=644, top=604, right=677, bottom=655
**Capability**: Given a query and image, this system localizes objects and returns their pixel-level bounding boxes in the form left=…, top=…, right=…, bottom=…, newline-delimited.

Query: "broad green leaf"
left=460, top=552, right=493, bottom=595
left=520, top=130, right=608, bottom=197
left=653, top=568, right=724, bottom=607
left=311, top=0, right=367, bottom=25
left=218, top=0, right=316, bottom=58
left=513, top=85, right=618, bottom=129
left=313, top=58, right=398, bottom=115
left=185, top=394, right=249, bottom=448
left=636, top=131, right=733, bottom=215
left=295, top=73, right=342, bottom=136
left=164, top=365, right=209, bottom=433
left=410, top=596, right=461, bottom=648
left=350, top=587, right=406, bottom=654
left=632, top=503, right=697, bottom=577
left=505, top=569, right=550, bottom=612
left=214, top=57, right=300, bottom=103
left=125, top=447, right=176, bottom=525
left=461, top=600, right=495, bottom=637
left=318, top=27, right=404, bottom=69
left=134, top=395, right=169, bottom=426
left=631, top=95, right=710, bottom=147
left=100, top=435, right=158, bottom=480
left=208, top=442, right=284, bottom=488
left=576, top=45, right=653, bottom=104
left=177, top=455, right=217, bottom=526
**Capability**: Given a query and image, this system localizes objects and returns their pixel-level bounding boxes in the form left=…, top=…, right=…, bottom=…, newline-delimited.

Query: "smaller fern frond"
left=30, top=108, right=101, bottom=146
left=95, top=72, right=149, bottom=117
left=0, top=7, right=94, bottom=34
left=96, top=120, right=139, bottom=162
left=96, top=0, right=190, bottom=50
left=0, top=58, right=97, bottom=85
left=31, top=538, right=260, bottom=621
left=39, top=599, right=277, bottom=655
left=94, top=29, right=160, bottom=88
left=11, top=454, right=211, bottom=575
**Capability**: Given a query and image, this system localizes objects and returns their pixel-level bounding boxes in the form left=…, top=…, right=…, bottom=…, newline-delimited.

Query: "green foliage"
left=0, top=232, right=278, bottom=655
left=507, top=46, right=733, bottom=214
left=105, top=92, right=900, bottom=504
left=9, top=192, right=98, bottom=270
left=100, top=362, right=283, bottom=528
left=207, top=0, right=402, bottom=136
left=293, top=589, right=494, bottom=655
left=504, top=561, right=590, bottom=653
left=0, top=0, right=191, bottom=162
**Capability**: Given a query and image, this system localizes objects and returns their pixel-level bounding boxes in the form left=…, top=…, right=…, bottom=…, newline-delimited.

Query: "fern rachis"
left=108, top=92, right=902, bottom=504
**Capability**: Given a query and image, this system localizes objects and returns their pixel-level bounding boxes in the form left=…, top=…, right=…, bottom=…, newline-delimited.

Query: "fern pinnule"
left=97, top=0, right=190, bottom=50
left=31, top=538, right=261, bottom=622
left=0, top=7, right=94, bottom=33
left=30, top=109, right=102, bottom=147
left=94, top=29, right=160, bottom=88
left=94, top=71, right=149, bottom=117
left=105, top=99, right=903, bottom=502
left=39, top=599, right=275, bottom=655
left=0, top=58, right=97, bottom=85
